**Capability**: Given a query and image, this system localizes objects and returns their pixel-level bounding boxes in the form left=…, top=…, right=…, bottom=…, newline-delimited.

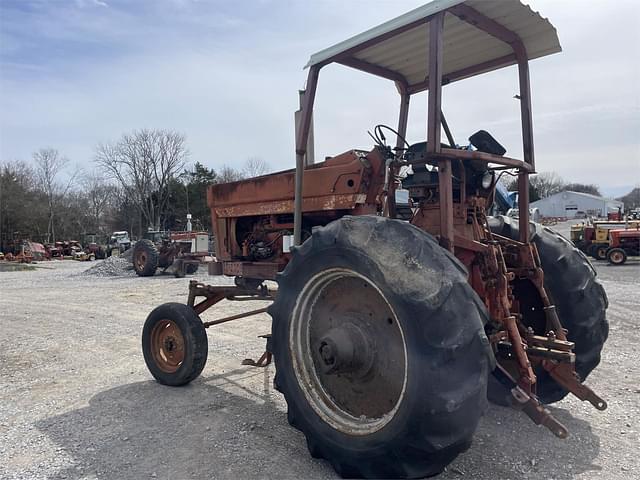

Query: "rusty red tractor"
left=141, top=1, right=608, bottom=477
left=607, top=228, right=640, bottom=265
left=132, top=230, right=208, bottom=278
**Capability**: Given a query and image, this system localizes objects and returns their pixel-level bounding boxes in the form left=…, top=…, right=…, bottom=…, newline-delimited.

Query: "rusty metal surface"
left=149, top=319, right=185, bottom=374
left=186, top=280, right=275, bottom=315
left=195, top=0, right=605, bottom=442
left=214, top=194, right=368, bottom=218
left=209, top=148, right=385, bottom=262
left=222, top=262, right=280, bottom=280
left=202, top=307, right=270, bottom=328
left=208, top=150, right=382, bottom=212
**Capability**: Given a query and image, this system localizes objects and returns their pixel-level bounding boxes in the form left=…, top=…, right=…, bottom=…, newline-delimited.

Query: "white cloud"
left=1, top=0, right=639, bottom=193
left=75, top=0, right=109, bottom=8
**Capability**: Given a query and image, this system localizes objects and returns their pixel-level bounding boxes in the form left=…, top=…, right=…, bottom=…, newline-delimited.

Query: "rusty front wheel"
left=142, top=303, right=208, bottom=386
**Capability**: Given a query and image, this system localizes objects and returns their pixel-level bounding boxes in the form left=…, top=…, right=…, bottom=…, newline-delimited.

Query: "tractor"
left=82, top=233, right=107, bottom=259
left=140, top=1, right=608, bottom=478
left=606, top=228, right=640, bottom=265
left=570, top=220, right=639, bottom=260
left=132, top=230, right=209, bottom=277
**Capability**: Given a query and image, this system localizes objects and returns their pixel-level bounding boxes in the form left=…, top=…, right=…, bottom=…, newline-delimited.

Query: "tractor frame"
left=143, top=0, right=608, bottom=457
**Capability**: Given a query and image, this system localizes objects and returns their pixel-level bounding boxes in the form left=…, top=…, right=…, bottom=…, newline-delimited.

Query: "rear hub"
left=135, top=251, right=148, bottom=270
left=290, top=268, right=407, bottom=435
left=608, top=249, right=625, bottom=265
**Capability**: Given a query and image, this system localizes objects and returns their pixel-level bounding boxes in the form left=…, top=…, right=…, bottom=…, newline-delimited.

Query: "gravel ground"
left=82, top=255, right=135, bottom=277
left=1, top=224, right=638, bottom=480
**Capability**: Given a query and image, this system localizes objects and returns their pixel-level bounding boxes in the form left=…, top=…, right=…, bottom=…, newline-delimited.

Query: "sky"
left=1, top=0, right=639, bottom=197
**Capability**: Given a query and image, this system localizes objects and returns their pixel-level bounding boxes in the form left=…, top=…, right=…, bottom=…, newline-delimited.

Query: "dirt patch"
left=0, top=257, right=638, bottom=479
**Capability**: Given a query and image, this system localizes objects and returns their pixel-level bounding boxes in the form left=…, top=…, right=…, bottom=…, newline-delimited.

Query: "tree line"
left=0, top=129, right=269, bottom=251
left=4, top=127, right=632, bottom=251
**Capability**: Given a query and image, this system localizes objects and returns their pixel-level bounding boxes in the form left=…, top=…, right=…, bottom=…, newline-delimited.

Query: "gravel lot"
left=1, top=227, right=639, bottom=480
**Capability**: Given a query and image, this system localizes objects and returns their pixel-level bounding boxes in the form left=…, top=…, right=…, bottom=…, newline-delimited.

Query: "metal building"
left=531, top=191, right=623, bottom=218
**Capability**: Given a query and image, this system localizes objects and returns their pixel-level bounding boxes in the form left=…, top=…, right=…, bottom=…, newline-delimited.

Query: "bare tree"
left=33, top=148, right=76, bottom=243
left=218, top=164, right=244, bottom=183
left=82, top=172, right=115, bottom=233
left=507, top=171, right=566, bottom=202
left=242, top=157, right=270, bottom=178
left=530, top=172, right=565, bottom=200
left=95, top=129, right=187, bottom=230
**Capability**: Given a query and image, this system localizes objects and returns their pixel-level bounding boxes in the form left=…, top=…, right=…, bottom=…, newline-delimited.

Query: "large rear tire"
left=133, top=239, right=159, bottom=277
left=488, top=216, right=608, bottom=405
left=270, top=216, right=492, bottom=479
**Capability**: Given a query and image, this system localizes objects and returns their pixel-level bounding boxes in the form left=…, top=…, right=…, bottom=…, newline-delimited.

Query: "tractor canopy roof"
left=306, top=0, right=561, bottom=94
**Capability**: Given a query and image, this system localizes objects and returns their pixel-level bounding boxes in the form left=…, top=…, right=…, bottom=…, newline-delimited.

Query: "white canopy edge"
left=306, top=0, right=463, bottom=68
left=305, top=0, right=561, bottom=88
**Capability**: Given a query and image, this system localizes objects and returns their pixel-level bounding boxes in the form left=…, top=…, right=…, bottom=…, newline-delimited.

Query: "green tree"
left=165, top=162, right=218, bottom=231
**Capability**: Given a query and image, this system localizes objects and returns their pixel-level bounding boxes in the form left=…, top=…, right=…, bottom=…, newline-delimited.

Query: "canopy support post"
left=396, top=85, right=410, bottom=151
left=387, top=85, right=411, bottom=219
left=294, top=66, right=320, bottom=246
left=427, top=12, right=452, bottom=251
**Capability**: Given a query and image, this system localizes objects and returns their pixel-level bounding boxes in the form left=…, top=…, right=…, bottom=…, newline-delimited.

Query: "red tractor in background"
left=132, top=230, right=209, bottom=277
left=607, top=228, right=640, bottom=265
left=139, top=2, right=608, bottom=478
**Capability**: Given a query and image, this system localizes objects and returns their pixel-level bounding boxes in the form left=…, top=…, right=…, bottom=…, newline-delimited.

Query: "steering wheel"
left=368, top=124, right=411, bottom=150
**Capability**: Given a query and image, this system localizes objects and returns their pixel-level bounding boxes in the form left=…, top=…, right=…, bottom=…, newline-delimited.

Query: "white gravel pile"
left=82, top=255, right=134, bottom=277
left=121, top=247, right=134, bottom=261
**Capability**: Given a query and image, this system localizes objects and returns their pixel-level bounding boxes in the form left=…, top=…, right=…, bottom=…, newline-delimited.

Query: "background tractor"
left=570, top=220, right=639, bottom=260
left=82, top=233, right=107, bottom=259
left=139, top=1, right=608, bottom=478
left=132, top=230, right=209, bottom=277
left=606, top=228, right=640, bottom=265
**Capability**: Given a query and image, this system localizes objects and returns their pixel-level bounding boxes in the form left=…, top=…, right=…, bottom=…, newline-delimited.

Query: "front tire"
left=607, top=247, right=627, bottom=265
left=270, top=216, right=492, bottom=478
left=142, top=303, right=208, bottom=386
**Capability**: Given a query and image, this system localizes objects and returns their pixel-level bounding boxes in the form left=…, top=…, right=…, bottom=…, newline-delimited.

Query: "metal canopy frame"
left=294, top=1, right=557, bottom=248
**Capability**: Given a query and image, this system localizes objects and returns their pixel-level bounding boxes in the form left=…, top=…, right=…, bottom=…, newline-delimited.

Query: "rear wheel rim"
left=610, top=251, right=624, bottom=263
left=150, top=319, right=185, bottom=373
left=135, top=251, right=147, bottom=270
left=290, top=268, right=407, bottom=435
